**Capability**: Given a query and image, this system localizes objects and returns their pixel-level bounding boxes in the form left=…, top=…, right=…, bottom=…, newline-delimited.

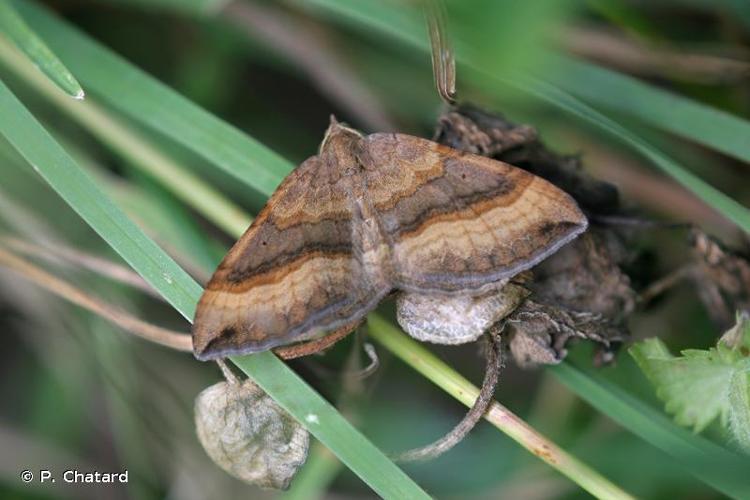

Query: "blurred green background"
left=1, top=0, right=749, bottom=498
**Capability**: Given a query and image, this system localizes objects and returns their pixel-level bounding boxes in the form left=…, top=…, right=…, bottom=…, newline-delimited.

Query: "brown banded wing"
left=192, top=156, right=389, bottom=360
left=363, top=133, right=588, bottom=294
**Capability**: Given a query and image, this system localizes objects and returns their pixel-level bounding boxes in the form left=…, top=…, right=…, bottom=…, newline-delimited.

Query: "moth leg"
left=392, top=325, right=503, bottom=462
left=273, top=319, right=363, bottom=360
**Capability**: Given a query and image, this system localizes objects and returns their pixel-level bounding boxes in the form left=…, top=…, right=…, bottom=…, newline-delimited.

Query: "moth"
left=192, top=117, right=587, bottom=360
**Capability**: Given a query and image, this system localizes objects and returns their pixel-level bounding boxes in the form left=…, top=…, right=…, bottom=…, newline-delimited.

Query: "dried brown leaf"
left=689, top=229, right=750, bottom=329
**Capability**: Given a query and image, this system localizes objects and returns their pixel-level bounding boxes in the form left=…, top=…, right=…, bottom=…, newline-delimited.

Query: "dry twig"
left=0, top=245, right=193, bottom=351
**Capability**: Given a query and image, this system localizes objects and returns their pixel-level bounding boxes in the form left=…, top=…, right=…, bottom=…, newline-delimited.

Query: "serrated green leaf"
left=631, top=313, right=750, bottom=455
left=551, top=362, right=750, bottom=498
left=630, top=338, right=736, bottom=432
left=727, top=369, right=750, bottom=452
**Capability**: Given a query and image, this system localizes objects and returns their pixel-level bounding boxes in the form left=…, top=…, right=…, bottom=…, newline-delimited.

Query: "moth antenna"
left=392, top=326, right=503, bottom=462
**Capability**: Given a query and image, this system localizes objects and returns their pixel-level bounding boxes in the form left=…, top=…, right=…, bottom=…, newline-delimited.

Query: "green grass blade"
left=515, top=76, right=750, bottom=233
left=0, top=35, right=252, bottom=237
left=369, top=315, right=635, bottom=500
left=0, top=80, right=430, bottom=500
left=550, top=363, right=750, bottom=499
left=547, top=54, right=750, bottom=164
left=0, top=78, right=199, bottom=316
left=0, top=1, right=83, bottom=99
left=13, top=0, right=289, bottom=198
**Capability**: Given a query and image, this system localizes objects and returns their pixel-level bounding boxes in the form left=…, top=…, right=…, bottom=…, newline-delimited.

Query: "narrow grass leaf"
left=515, top=76, right=750, bottom=233
left=551, top=362, right=750, bottom=499
left=13, top=0, right=289, bottom=198
left=548, top=54, right=750, bottom=164
left=0, top=80, right=430, bottom=500
left=0, top=1, right=83, bottom=98
left=0, top=78, right=199, bottom=316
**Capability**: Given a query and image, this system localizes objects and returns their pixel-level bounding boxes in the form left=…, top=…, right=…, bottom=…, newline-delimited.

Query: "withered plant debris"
left=688, top=228, right=750, bottom=330
left=435, top=104, right=637, bottom=367
left=194, top=378, right=309, bottom=490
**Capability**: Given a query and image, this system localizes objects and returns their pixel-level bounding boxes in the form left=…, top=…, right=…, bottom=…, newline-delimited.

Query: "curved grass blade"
left=548, top=54, right=750, bottom=164
left=515, top=76, right=750, bottom=233
left=0, top=80, right=430, bottom=500
left=12, top=0, right=289, bottom=198
left=0, top=1, right=83, bottom=99
left=550, top=362, right=750, bottom=499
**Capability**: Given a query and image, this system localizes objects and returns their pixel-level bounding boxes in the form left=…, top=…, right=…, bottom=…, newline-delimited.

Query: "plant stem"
left=368, top=314, right=635, bottom=500
left=0, top=245, right=193, bottom=351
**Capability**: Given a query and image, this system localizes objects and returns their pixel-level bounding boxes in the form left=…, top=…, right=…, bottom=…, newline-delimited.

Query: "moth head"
left=320, top=115, right=363, bottom=154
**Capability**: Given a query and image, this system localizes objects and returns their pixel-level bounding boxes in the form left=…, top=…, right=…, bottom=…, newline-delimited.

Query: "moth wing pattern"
left=192, top=124, right=588, bottom=360
left=363, top=133, right=588, bottom=294
left=192, top=156, right=387, bottom=360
